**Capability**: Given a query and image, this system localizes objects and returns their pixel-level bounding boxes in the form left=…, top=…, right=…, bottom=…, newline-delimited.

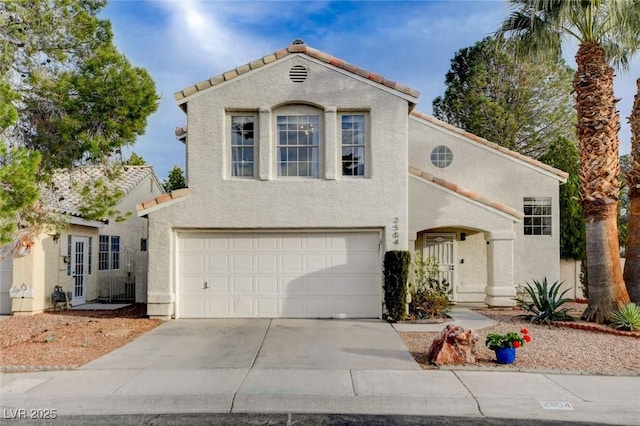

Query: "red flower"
left=513, top=341, right=521, bottom=348
left=523, top=335, right=532, bottom=343
left=521, top=328, right=529, bottom=334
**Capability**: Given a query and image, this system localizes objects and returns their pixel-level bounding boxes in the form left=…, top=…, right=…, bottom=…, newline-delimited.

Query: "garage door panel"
left=281, top=254, right=303, bottom=271
left=257, top=298, right=278, bottom=316
left=208, top=254, right=230, bottom=271
left=256, top=276, right=279, bottom=295
left=232, top=255, right=253, bottom=271
left=231, top=276, right=253, bottom=294
left=281, top=276, right=304, bottom=294
left=256, top=254, right=278, bottom=271
left=177, top=232, right=381, bottom=318
left=183, top=254, right=206, bottom=272
left=182, top=275, right=207, bottom=294
left=209, top=276, right=230, bottom=294
left=233, top=298, right=254, bottom=316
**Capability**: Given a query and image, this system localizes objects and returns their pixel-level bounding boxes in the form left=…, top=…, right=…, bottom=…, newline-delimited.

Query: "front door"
left=423, top=233, right=456, bottom=300
left=71, top=236, right=89, bottom=306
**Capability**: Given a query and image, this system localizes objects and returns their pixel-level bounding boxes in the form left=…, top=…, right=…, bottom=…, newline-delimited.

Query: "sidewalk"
left=1, top=312, right=639, bottom=425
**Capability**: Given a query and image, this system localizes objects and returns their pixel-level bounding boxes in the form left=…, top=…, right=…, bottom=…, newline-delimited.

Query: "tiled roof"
left=43, top=165, right=158, bottom=218
left=136, top=188, right=189, bottom=213
left=409, top=166, right=525, bottom=220
left=174, top=39, right=420, bottom=103
left=410, top=111, right=569, bottom=181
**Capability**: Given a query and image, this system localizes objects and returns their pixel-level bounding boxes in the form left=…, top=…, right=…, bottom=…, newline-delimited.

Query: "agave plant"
left=610, top=303, right=640, bottom=331
left=516, top=278, right=574, bottom=324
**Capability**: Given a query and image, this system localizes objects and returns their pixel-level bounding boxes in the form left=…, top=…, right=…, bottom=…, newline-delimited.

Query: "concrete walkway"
left=1, top=314, right=639, bottom=425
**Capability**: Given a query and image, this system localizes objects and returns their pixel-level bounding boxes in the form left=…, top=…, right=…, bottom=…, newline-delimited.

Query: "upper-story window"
left=430, top=145, right=453, bottom=168
left=231, top=115, right=255, bottom=177
left=523, top=197, right=551, bottom=235
left=277, top=115, right=319, bottom=177
left=341, top=114, right=365, bottom=176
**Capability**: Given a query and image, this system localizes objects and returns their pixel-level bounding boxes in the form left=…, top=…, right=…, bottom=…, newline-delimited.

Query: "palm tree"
left=499, top=0, right=640, bottom=323
left=625, top=79, right=640, bottom=303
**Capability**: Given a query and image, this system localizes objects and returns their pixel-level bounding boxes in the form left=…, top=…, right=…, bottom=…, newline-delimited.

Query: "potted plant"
left=485, top=328, right=531, bottom=364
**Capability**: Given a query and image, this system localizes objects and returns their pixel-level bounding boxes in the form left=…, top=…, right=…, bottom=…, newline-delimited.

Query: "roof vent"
left=289, top=65, right=308, bottom=83
left=292, top=39, right=305, bottom=45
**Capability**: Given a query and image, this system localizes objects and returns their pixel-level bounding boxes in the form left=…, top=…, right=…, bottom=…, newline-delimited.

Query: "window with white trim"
left=231, top=115, right=255, bottom=177
left=341, top=114, right=366, bottom=176
left=430, top=145, right=453, bottom=168
left=277, top=115, right=319, bottom=177
left=523, top=197, right=551, bottom=235
left=98, top=235, right=120, bottom=270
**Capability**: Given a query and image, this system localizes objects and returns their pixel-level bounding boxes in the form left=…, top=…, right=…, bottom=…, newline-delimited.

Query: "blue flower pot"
left=495, top=347, right=516, bottom=364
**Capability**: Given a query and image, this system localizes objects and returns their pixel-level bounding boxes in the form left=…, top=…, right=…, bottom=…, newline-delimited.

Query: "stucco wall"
left=408, top=116, right=562, bottom=288
left=11, top=226, right=99, bottom=315
left=99, top=174, right=163, bottom=303
left=147, top=55, right=412, bottom=317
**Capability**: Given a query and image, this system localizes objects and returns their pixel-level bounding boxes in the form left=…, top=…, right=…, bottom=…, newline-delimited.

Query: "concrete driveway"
left=80, top=318, right=420, bottom=370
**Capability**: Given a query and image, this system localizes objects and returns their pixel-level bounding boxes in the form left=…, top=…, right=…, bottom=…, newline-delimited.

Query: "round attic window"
left=430, top=145, right=453, bottom=168
left=289, top=65, right=308, bottom=83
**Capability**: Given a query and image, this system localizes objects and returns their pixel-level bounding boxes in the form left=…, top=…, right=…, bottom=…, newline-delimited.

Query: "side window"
left=98, top=235, right=110, bottom=271
left=98, top=235, right=121, bottom=270
left=523, top=197, right=551, bottom=235
left=341, top=114, right=366, bottom=176
left=277, top=115, right=319, bottom=177
left=231, top=115, right=255, bottom=177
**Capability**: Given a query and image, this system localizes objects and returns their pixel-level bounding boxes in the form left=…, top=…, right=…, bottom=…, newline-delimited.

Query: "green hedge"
left=383, top=250, right=410, bottom=321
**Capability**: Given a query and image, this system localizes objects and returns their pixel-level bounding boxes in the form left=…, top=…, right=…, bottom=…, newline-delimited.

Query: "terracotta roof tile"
left=136, top=188, right=189, bottom=213
left=43, top=165, right=159, bottom=219
left=410, top=111, right=569, bottom=181
left=175, top=40, right=420, bottom=102
left=409, top=167, right=524, bottom=220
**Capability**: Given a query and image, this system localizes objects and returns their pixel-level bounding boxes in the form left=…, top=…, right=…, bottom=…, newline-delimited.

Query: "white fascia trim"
left=69, top=217, right=105, bottom=228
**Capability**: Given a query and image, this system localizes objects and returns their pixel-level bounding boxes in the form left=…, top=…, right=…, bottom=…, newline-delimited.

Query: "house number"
left=392, top=217, right=400, bottom=246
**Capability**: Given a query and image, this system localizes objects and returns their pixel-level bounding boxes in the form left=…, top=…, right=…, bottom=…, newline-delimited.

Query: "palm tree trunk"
left=624, top=78, right=640, bottom=303
left=574, top=41, right=630, bottom=323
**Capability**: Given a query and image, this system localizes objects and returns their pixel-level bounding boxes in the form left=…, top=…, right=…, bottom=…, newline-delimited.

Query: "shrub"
left=383, top=250, right=410, bottom=322
left=409, top=255, right=451, bottom=319
left=515, top=277, right=574, bottom=324
left=610, top=303, right=640, bottom=331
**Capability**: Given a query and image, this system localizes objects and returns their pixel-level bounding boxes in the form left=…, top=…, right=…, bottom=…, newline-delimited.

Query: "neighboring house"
left=137, top=40, right=567, bottom=320
left=1, top=165, right=163, bottom=315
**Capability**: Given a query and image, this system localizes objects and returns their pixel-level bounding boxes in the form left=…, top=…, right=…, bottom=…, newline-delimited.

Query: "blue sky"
left=102, top=0, right=640, bottom=181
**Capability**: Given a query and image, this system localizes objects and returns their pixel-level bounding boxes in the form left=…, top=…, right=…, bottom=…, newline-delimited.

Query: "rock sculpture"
left=427, top=324, right=478, bottom=365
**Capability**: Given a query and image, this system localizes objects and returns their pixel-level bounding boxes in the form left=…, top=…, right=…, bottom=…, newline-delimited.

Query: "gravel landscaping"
left=399, top=303, right=640, bottom=375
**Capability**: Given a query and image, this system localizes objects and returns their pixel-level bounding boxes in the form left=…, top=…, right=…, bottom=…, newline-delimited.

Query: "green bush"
left=515, top=277, right=574, bottom=324
left=409, top=255, right=451, bottom=319
left=383, top=250, right=410, bottom=322
left=611, top=303, right=640, bottom=331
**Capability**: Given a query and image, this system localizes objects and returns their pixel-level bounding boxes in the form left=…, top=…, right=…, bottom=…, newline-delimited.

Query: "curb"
left=1, top=365, right=77, bottom=373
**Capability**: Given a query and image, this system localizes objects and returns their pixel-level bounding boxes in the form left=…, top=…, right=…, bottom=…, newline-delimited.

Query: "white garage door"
left=177, top=231, right=381, bottom=318
left=1, top=253, right=13, bottom=315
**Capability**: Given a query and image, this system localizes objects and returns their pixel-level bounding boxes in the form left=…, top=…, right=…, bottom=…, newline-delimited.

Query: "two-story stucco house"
left=138, top=40, right=567, bottom=320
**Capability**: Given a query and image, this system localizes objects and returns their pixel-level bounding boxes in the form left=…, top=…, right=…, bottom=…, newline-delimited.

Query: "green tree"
left=1, top=0, right=159, bottom=245
left=539, top=138, right=585, bottom=260
left=124, top=152, right=147, bottom=166
left=433, top=36, right=575, bottom=159
left=163, top=165, right=187, bottom=192
left=499, top=0, right=640, bottom=323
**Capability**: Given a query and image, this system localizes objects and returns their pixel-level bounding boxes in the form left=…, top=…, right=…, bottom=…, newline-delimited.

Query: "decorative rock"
left=427, top=324, right=479, bottom=366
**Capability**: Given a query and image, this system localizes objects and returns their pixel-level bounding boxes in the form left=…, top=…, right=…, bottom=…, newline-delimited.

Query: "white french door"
left=423, top=233, right=456, bottom=299
left=71, top=236, right=89, bottom=306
